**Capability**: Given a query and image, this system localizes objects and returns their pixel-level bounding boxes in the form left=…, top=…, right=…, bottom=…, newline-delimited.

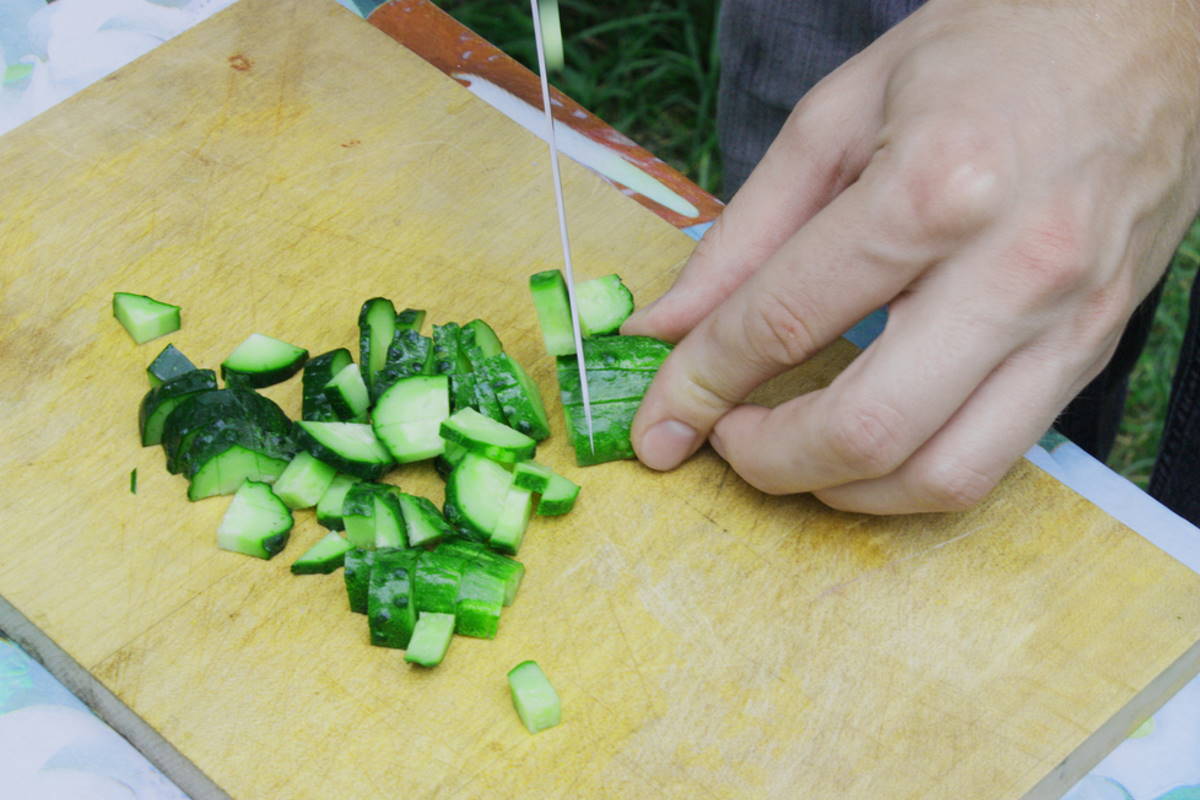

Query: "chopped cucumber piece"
left=294, top=421, right=393, bottom=480
left=221, top=333, right=308, bottom=388
left=343, top=482, right=385, bottom=549
left=455, top=564, right=506, bottom=636
left=373, top=491, right=407, bottom=549
left=138, top=369, right=217, bottom=446
left=440, top=407, right=536, bottom=465
left=372, top=375, right=450, bottom=463
left=395, top=307, right=427, bottom=333
left=431, top=322, right=461, bottom=375
left=529, top=270, right=574, bottom=356
left=272, top=451, right=337, bottom=510
left=507, top=660, right=561, bottom=734
left=537, top=472, right=581, bottom=516
left=513, top=461, right=553, bottom=493
left=405, top=612, right=456, bottom=667
left=344, top=548, right=376, bottom=614
left=291, top=532, right=352, bottom=574
left=316, top=473, right=360, bottom=530
left=358, top=297, right=396, bottom=396
left=557, top=368, right=654, bottom=406
left=568, top=334, right=673, bottom=371
left=463, top=319, right=503, bottom=357
left=113, top=292, right=180, bottom=344
left=394, top=492, right=454, bottom=548
left=414, top=551, right=467, bottom=615
left=436, top=539, right=525, bottom=606
left=482, top=353, right=551, bottom=441
left=445, top=453, right=514, bottom=539
left=367, top=549, right=418, bottom=649
left=187, top=444, right=291, bottom=502
left=162, top=388, right=292, bottom=475
left=146, top=343, right=196, bottom=387
left=561, top=399, right=639, bottom=466
left=302, top=348, right=354, bottom=422
left=490, top=485, right=533, bottom=555
left=577, top=274, right=635, bottom=336
left=459, top=325, right=507, bottom=422
left=375, top=329, right=433, bottom=400
left=217, top=480, right=293, bottom=559
left=130, top=468, right=138, bottom=494
left=322, top=362, right=370, bottom=422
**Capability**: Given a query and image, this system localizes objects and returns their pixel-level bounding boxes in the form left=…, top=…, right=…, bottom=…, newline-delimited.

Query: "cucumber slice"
left=359, top=297, right=397, bottom=395
left=440, top=408, right=536, bottom=465
left=344, top=548, right=376, bottom=614
left=436, top=539, right=524, bottom=605
left=302, top=348, right=353, bottom=422
left=414, top=551, right=466, bottom=615
left=372, top=375, right=450, bottom=463
left=272, top=451, right=337, bottom=510
left=394, top=492, right=454, bottom=548
left=577, top=274, right=635, bottom=336
left=444, top=453, right=515, bottom=538
left=455, top=565, right=506, bottom=638
left=374, top=329, right=433, bottom=400
left=343, top=481, right=384, bottom=549
left=187, top=444, right=291, bottom=502
left=537, top=473, right=580, bottom=516
left=567, top=334, right=673, bottom=371
left=447, top=371, right=478, bottom=414
left=529, top=270, right=574, bottom=356
left=507, top=660, right=561, bottom=734
left=483, top=353, right=551, bottom=441
left=513, top=461, right=553, bottom=493
left=138, top=369, right=217, bottom=446
left=459, top=326, right=507, bottom=422
left=217, top=480, right=293, bottom=559
left=490, top=485, right=533, bottom=555
left=404, top=612, right=456, bottom=667
left=557, top=368, right=654, bottom=406
left=373, top=491, right=407, bottom=549
left=561, top=399, right=638, bottom=466
left=291, top=531, right=352, bottom=575
left=367, top=549, right=418, bottom=649
left=322, top=362, right=370, bottom=422
left=113, top=292, right=181, bottom=344
left=316, top=473, right=360, bottom=530
left=463, top=319, right=503, bottom=357
left=431, top=323, right=461, bottom=375
left=146, top=343, right=197, bottom=387
left=163, top=389, right=292, bottom=475
left=294, top=421, right=393, bottom=480
left=221, top=333, right=308, bottom=388
left=395, top=307, right=427, bottom=333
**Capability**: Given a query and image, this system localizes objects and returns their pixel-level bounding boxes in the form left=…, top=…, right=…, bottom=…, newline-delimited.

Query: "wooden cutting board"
left=2, top=1, right=1198, bottom=797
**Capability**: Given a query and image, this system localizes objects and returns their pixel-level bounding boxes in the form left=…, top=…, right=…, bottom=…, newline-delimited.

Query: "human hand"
left=622, top=0, right=1200, bottom=513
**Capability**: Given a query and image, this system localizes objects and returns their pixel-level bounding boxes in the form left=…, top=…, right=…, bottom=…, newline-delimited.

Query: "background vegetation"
left=438, top=0, right=1198, bottom=488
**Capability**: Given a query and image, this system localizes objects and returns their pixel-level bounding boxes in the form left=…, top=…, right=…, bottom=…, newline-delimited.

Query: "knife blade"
left=529, top=0, right=595, bottom=454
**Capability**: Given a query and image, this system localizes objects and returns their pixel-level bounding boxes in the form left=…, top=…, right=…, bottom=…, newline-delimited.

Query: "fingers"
left=621, top=61, right=885, bottom=343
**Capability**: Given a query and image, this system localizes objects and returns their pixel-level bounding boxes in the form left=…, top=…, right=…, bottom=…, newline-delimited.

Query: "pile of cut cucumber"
left=118, top=269, right=669, bottom=731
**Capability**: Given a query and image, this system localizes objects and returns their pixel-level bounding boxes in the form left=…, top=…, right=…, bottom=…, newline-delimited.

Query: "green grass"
left=438, top=0, right=1197, bottom=487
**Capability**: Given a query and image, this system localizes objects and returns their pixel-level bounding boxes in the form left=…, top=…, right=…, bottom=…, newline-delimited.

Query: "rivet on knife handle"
left=529, top=0, right=594, bottom=454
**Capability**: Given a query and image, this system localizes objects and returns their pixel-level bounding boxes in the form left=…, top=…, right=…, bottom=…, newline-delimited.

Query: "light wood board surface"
left=1, top=1, right=1198, bottom=797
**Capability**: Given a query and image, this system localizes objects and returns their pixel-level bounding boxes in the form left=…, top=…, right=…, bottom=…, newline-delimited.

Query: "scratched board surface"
left=1, top=1, right=1199, bottom=797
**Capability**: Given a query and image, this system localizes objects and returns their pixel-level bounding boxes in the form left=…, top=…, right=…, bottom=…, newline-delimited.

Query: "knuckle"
left=1004, top=218, right=1092, bottom=299
left=824, top=401, right=909, bottom=478
left=912, top=457, right=998, bottom=512
left=745, top=288, right=823, bottom=367
left=876, top=116, right=1010, bottom=244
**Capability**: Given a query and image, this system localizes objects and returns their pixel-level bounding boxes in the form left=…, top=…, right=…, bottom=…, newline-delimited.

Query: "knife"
left=529, top=0, right=595, bottom=454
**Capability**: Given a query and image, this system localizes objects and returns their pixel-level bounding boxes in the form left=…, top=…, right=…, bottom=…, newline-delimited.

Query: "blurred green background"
left=437, top=0, right=1199, bottom=489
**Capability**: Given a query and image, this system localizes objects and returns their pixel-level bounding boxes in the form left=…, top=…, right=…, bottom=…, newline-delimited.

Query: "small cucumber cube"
left=188, top=444, right=290, bottom=502
left=437, top=539, right=524, bottom=606
left=342, top=481, right=384, bottom=549
left=323, top=362, right=370, bottom=422
left=537, top=473, right=581, bottom=516
left=455, top=566, right=506, bottom=638
left=463, top=319, right=503, bottom=357
left=440, top=407, right=536, bottom=465
left=344, top=548, right=376, bottom=614
left=529, top=270, right=574, bottom=356
left=316, top=473, right=360, bottom=530
left=113, top=292, right=180, bottom=344
left=405, top=612, right=456, bottom=667
left=507, top=660, right=561, bottom=734
left=358, top=297, right=397, bottom=395
left=291, top=531, right=352, bottom=575
left=373, top=491, right=407, bottom=549
left=394, top=307, right=427, bottom=333
left=490, top=485, right=533, bottom=555
left=395, top=492, right=454, bottom=548
left=414, top=552, right=467, bottom=615
left=367, top=550, right=418, bottom=648
left=513, top=461, right=553, bottom=493
left=217, top=480, right=293, bottom=559
left=302, top=348, right=354, bottom=422
left=146, top=343, right=197, bottom=387
left=221, top=333, right=309, bottom=388
left=272, top=452, right=337, bottom=510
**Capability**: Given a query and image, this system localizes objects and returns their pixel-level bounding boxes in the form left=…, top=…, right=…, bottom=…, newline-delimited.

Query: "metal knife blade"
left=529, top=0, right=594, bottom=453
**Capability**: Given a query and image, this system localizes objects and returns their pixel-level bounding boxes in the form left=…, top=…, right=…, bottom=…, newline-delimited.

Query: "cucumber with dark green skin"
left=431, top=323, right=462, bottom=376
left=146, top=344, right=197, bottom=387
left=556, top=367, right=655, bottom=407
left=367, top=549, right=419, bottom=649
left=394, top=308, right=427, bottom=333
left=444, top=452, right=516, bottom=539
left=322, top=362, right=370, bottom=422
left=221, top=333, right=309, bottom=388
left=561, top=399, right=640, bottom=466
left=414, top=551, right=468, bottom=615
left=316, top=473, right=360, bottom=530
left=302, top=348, right=353, bottom=422
left=341, top=480, right=385, bottom=549
left=290, top=531, right=353, bottom=575
left=138, top=369, right=217, bottom=446
left=454, top=567, right=503, bottom=639
left=358, top=297, right=397, bottom=396
left=448, top=372, right=479, bottom=414
left=459, top=326, right=506, bottom=422
left=293, top=421, right=393, bottom=480
left=512, top=461, right=553, bottom=493
left=173, top=407, right=294, bottom=480
left=344, top=548, right=377, bottom=614
left=562, top=335, right=673, bottom=371
left=482, top=353, right=551, bottom=440
left=463, top=319, right=503, bottom=356
left=373, top=329, right=433, bottom=401
left=161, top=389, right=292, bottom=474
left=435, top=538, right=525, bottom=606
left=394, top=491, right=454, bottom=548
left=187, top=444, right=292, bottom=501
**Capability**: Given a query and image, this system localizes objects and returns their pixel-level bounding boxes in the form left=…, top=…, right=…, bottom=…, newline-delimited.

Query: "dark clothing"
left=717, top=0, right=1200, bottom=524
